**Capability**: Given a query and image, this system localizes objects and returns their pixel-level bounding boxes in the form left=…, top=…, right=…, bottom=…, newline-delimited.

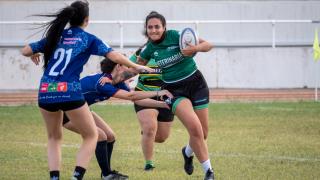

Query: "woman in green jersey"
left=130, top=47, right=174, bottom=171
left=137, top=11, right=214, bottom=180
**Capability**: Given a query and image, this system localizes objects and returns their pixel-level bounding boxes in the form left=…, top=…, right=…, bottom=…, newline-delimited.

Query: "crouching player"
left=63, top=58, right=172, bottom=180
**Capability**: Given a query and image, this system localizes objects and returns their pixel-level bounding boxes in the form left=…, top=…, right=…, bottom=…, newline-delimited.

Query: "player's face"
left=117, top=64, right=128, bottom=74
left=147, top=18, right=165, bottom=41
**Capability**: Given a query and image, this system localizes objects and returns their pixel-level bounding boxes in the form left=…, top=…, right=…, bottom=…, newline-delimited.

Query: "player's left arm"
left=196, top=38, right=213, bottom=52
left=134, top=99, right=169, bottom=109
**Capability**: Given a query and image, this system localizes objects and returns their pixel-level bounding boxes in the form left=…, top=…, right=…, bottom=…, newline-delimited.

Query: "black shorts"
left=162, top=70, right=209, bottom=113
left=62, top=113, right=70, bottom=125
left=134, top=89, right=174, bottom=122
left=38, top=100, right=86, bottom=112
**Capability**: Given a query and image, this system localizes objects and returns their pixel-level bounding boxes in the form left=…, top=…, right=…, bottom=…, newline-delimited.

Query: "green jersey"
left=140, top=30, right=198, bottom=83
left=130, top=54, right=162, bottom=91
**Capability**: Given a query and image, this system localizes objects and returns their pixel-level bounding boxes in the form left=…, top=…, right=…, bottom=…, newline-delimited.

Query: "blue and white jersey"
left=81, top=73, right=130, bottom=105
left=29, top=27, right=113, bottom=103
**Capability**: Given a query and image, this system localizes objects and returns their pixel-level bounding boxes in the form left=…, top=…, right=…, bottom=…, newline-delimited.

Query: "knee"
left=155, top=137, right=167, bottom=143
left=142, top=126, right=156, bottom=137
left=83, top=128, right=98, bottom=142
left=155, top=132, right=169, bottom=143
left=97, top=129, right=108, bottom=142
left=47, top=131, right=63, bottom=141
left=107, top=133, right=116, bottom=142
left=188, top=125, right=204, bottom=139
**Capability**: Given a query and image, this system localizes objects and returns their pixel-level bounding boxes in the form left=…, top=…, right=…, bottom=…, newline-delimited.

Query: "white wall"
left=0, top=0, right=319, bottom=46
left=0, top=47, right=317, bottom=90
left=0, top=0, right=319, bottom=90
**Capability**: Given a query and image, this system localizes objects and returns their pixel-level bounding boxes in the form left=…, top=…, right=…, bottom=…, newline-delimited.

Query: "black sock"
left=50, top=171, right=59, bottom=180
left=96, top=140, right=111, bottom=176
left=72, top=166, right=86, bottom=180
left=107, top=140, right=115, bottom=170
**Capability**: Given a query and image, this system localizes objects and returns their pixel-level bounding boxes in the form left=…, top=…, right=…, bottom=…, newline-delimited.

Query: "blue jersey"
left=30, top=27, right=113, bottom=103
left=80, top=73, right=130, bottom=105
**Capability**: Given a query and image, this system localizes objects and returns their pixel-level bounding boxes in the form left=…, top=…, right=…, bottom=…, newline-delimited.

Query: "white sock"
left=201, top=159, right=212, bottom=173
left=185, top=144, right=194, bottom=157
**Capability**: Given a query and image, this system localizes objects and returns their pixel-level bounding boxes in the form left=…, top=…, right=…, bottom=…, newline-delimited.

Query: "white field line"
left=8, top=141, right=320, bottom=163
left=257, top=106, right=295, bottom=111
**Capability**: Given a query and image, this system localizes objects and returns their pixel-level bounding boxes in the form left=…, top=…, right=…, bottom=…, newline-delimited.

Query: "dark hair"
left=38, top=0, right=89, bottom=69
left=100, top=58, right=117, bottom=73
left=144, top=11, right=166, bottom=37
left=134, top=42, right=148, bottom=56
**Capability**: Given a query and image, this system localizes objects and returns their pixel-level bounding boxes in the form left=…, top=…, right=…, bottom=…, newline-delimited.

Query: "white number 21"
left=49, top=48, right=73, bottom=76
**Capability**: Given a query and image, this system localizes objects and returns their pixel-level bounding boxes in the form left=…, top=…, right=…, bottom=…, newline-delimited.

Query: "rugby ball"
left=179, top=27, right=199, bottom=53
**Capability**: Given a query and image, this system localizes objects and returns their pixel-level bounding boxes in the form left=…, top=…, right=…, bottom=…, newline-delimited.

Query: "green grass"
left=0, top=102, right=319, bottom=179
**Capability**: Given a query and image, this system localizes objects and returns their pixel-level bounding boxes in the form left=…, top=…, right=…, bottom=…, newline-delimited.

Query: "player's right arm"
left=134, top=98, right=169, bottom=109
left=21, top=45, right=33, bottom=57
left=113, top=89, right=172, bottom=101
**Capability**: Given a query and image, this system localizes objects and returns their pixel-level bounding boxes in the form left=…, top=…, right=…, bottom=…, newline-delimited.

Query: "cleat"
left=204, top=169, right=214, bottom=180
left=144, top=163, right=155, bottom=171
left=102, top=170, right=128, bottom=180
left=182, top=146, right=194, bottom=175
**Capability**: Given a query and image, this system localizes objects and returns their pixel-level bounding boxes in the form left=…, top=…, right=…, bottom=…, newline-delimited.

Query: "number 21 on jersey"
left=49, top=48, right=73, bottom=76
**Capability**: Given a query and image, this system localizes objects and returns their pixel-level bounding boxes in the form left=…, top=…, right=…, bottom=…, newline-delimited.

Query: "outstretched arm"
left=106, top=51, right=153, bottom=73
left=112, top=55, right=150, bottom=84
left=113, top=89, right=173, bottom=101
left=134, top=99, right=169, bottom=109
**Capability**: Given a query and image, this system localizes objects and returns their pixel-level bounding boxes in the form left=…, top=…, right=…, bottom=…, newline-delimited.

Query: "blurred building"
left=0, top=0, right=319, bottom=90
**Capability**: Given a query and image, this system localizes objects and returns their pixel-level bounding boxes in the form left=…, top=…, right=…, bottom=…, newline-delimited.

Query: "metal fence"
left=0, top=19, right=319, bottom=49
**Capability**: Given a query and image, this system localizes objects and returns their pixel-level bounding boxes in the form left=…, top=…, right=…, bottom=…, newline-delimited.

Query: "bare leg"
left=137, top=109, right=158, bottom=162
left=174, top=99, right=208, bottom=162
left=40, top=108, right=63, bottom=171
left=91, top=111, right=115, bottom=142
left=195, top=108, right=209, bottom=139
left=65, top=103, right=98, bottom=168
left=64, top=121, right=107, bottom=142
left=155, top=121, right=172, bottom=143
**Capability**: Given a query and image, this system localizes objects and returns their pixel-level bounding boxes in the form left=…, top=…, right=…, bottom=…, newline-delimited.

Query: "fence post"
left=119, top=21, right=124, bottom=50
left=272, top=20, right=276, bottom=48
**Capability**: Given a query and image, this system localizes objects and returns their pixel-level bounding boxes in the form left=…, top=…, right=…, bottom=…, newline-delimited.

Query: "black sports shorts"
left=38, top=100, right=86, bottom=112
left=162, top=70, right=209, bottom=113
left=134, top=89, right=174, bottom=122
left=62, top=113, right=70, bottom=125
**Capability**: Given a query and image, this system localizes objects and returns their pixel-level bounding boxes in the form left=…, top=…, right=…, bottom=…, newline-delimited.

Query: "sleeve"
left=117, top=82, right=130, bottom=92
left=97, top=83, right=120, bottom=98
left=129, top=54, right=137, bottom=63
left=88, top=35, right=113, bottom=56
left=169, top=30, right=180, bottom=43
left=139, top=43, right=151, bottom=62
left=29, top=38, right=46, bottom=53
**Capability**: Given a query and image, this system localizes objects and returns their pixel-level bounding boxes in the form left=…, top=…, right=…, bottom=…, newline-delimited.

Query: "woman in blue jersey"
left=63, top=58, right=172, bottom=179
left=21, top=1, right=152, bottom=180
left=100, top=48, right=175, bottom=171
left=137, top=11, right=214, bottom=180
left=63, top=58, right=172, bottom=180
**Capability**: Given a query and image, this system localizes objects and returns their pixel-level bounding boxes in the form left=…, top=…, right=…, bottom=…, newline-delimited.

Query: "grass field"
left=0, top=102, right=319, bottom=180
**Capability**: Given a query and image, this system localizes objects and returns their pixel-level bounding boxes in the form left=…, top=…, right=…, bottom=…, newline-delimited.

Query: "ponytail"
left=35, top=1, right=89, bottom=69
left=135, top=42, right=149, bottom=56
